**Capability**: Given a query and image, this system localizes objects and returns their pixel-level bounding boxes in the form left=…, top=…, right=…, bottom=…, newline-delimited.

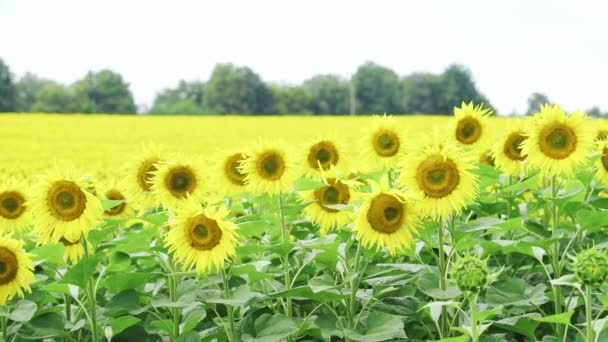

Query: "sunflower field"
left=2, top=103, right=608, bottom=342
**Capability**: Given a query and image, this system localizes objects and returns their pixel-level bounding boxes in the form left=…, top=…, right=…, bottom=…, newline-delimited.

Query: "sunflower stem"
left=348, top=243, right=362, bottom=327
left=81, top=237, right=98, bottom=342
left=469, top=293, right=479, bottom=342
left=221, top=268, right=236, bottom=342
left=438, top=219, right=449, bottom=338
left=550, top=176, right=563, bottom=338
left=65, top=294, right=72, bottom=322
left=278, top=194, right=293, bottom=320
left=1, top=315, right=7, bottom=339
left=167, top=257, right=180, bottom=340
left=585, top=286, right=594, bottom=342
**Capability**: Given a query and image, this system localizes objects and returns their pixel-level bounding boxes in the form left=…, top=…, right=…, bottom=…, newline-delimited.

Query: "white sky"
left=1, top=0, right=607, bottom=115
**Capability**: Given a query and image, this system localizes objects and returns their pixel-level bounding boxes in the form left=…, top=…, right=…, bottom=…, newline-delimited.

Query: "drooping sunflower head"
left=594, top=140, right=608, bottom=185
left=0, top=236, right=35, bottom=305
left=0, top=179, right=31, bottom=235
left=521, top=105, right=593, bottom=177
left=571, top=248, right=608, bottom=287
left=398, top=136, right=479, bottom=220
left=478, top=150, right=495, bottom=167
left=452, top=254, right=489, bottom=293
left=31, top=169, right=102, bottom=242
left=164, top=201, right=240, bottom=275
left=360, top=115, right=405, bottom=171
left=452, top=102, right=492, bottom=149
left=353, top=188, right=420, bottom=255
left=492, top=122, right=529, bottom=176
left=124, top=144, right=166, bottom=211
left=214, top=150, right=250, bottom=196
left=151, top=155, right=206, bottom=211
left=98, top=180, right=135, bottom=220
left=300, top=134, right=349, bottom=175
left=38, top=232, right=90, bottom=264
left=240, top=140, right=298, bottom=195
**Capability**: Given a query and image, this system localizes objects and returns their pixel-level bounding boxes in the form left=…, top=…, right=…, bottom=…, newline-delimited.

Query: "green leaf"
left=531, top=311, right=573, bottom=324
left=41, top=283, right=70, bottom=295
left=28, top=312, right=66, bottom=336
left=494, top=314, right=541, bottom=339
left=428, top=336, right=469, bottom=342
left=293, top=177, right=326, bottom=191
left=61, top=255, right=101, bottom=288
left=503, top=174, right=538, bottom=192
left=253, top=314, right=298, bottom=341
left=30, top=243, right=64, bottom=265
left=416, top=270, right=461, bottom=300
left=308, top=275, right=337, bottom=293
left=344, top=312, right=406, bottom=341
left=101, top=199, right=126, bottom=211
left=576, top=209, right=608, bottom=232
left=103, top=272, right=161, bottom=293
left=237, top=220, right=269, bottom=238
left=107, top=251, right=131, bottom=273
left=114, top=228, right=158, bottom=253
left=8, top=300, right=37, bottom=322
left=140, top=211, right=169, bottom=225
left=208, top=285, right=269, bottom=307
left=486, top=278, right=547, bottom=307
left=180, top=304, right=207, bottom=334
left=111, top=315, right=141, bottom=336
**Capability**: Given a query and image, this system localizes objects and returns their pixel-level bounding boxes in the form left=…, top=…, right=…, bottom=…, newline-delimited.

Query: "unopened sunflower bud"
left=452, top=254, right=488, bottom=293
left=571, top=248, right=608, bottom=287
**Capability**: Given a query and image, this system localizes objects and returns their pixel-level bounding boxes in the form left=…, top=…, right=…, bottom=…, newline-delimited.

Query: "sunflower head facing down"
left=38, top=232, right=90, bottom=264
left=594, top=140, right=608, bottom=185
left=521, top=104, right=593, bottom=177
left=0, top=179, right=31, bottom=235
left=360, top=115, right=405, bottom=171
left=0, top=236, right=35, bottom=305
left=164, top=201, right=239, bottom=275
left=353, top=182, right=420, bottom=255
left=300, top=134, right=348, bottom=175
left=31, top=169, right=102, bottom=242
left=214, top=151, right=249, bottom=196
left=492, top=122, right=528, bottom=176
left=451, top=102, right=492, bottom=150
left=398, top=136, right=479, bottom=220
left=151, top=155, right=206, bottom=211
left=98, top=180, right=135, bottom=220
left=240, top=140, right=298, bottom=195
left=124, top=145, right=165, bottom=212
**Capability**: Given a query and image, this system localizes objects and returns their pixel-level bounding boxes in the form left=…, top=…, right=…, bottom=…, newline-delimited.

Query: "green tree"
left=15, top=72, right=54, bottom=112
left=353, top=61, right=402, bottom=114
left=149, top=80, right=206, bottom=115
left=302, top=75, right=350, bottom=115
left=203, top=63, right=273, bottom=114
left=401, top=73, right=443, bottom=114
left=31, top=82, right=78, bottom=113
left=270, top=85, right=313, bottom=114
left=73, top=69, right=137, bottom=114
left=0, top=58, right=17, bottom=112
left=526, top=92, right=551, bottom=115
left=586, top=106, right=605, bottom=118
left=438, top=65, right=493, bottom=114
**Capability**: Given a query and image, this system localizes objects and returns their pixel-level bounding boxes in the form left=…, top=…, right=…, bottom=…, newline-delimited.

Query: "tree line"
left=1, top=57, right=606, bottom=116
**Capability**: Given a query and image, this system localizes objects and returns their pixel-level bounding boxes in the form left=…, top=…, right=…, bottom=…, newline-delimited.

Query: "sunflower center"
left=416, top=156, right=460, bottom=198
left=256, top=152, right=286, bottom=180
left=372, top=130, right=400, bottom=157
left=539, top=124, right=577, bottom=160
left=187, top=215, right=222, bottom=251
left=137, top=158, right=160, bottom=192
left=456, top=117, right=482, bottom=145
left=59, top=236, right=80, bottom=246
left=366, top=193, right=404, bottom=234
left=504, top=132, right=527, bottom=161
left=104, top=189, right=127, bottom=216
left=47, top=180, right=87, bottom=221
left=164, top=166, right=197, bottom=198
left=0, top=191, right=26, bottom=219
left=0, top=247, right=18, bottom=285
left=314, top=179, right=350, bottom=213
left=307, top=141, right=339, bottom=170
left=601, top=147, right=608, bottom=172
left=224, top=153, right=247, bottom=186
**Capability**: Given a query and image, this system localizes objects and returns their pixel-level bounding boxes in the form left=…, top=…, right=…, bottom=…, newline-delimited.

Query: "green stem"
left=470, top=294, right=479, bottom=342
left=349, top=244, right=362, bottom=327
left=81, top=238, right=98, bottom=342
left=550, top=176, right=563, bottom=338
left=278, top=194, right=292, bottom=319
left=167, top=259, right=180, bottom=339
left=438, top=219, right=449, bottom=337
left=586, top=286, right=593, bottom=342
left=64, top=294, right=72, bottom=323
left=222, top=269, right=236, bottom=342
left=1, top=315, right=7, bottom=339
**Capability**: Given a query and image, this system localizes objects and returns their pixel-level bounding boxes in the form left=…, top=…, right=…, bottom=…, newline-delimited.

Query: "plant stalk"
left=222, top=268, right=236, bottom=342
left=81, top=237, right=98, bottom=342
left=278, top=194, right=292, bottom=319
left=586, top=286, right=593, bottom=342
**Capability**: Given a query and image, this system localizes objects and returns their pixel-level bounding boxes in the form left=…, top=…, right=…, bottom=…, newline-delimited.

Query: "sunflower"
left=594, top=140, right=608, bottom=185
left=240, top=140, right=298, bottom=195
left=98, top=180, right=135, bottom=220
left=0, top=179, right=31, bottom=234
left=151, top=155, right=206, bottom=211
left=124, top=145, right=165, bottom=212
left=298, top=171, right=358, bottom=233
left=398, top=135, right=479, bottom=220
left=38, top=233, right=89, bottom=264
left=300, top=135, right=349, bottom=175
left=360, top=115, right=406, bottom=171
left=0, top=236, right=35, bottom=305
left=30, top=169, right=102, bottom=242
left=214, top=150, right=250, bottom=196
left=451, top=102, right=492, bottom=150
left=521, top=104, right=593, bottom=177
left=353, top=183, right=420, bottom=255
left=492, top=122, right=528, bottom=176
left=478, top=150, right=495, bottom=167
left=164, top=201, right=239, bottom=275
left=595, top=124, right=608, bottom=142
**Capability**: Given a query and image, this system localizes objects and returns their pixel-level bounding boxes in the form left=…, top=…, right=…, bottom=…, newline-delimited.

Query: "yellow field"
left=2, top=113, right=512, bottom=180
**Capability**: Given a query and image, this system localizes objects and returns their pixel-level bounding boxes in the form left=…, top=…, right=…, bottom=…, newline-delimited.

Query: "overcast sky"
left=1, top=0, right=606, bottom=115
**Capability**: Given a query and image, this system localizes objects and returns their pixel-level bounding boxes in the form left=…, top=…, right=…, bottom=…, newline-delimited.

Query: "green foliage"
left=302, top=75, right=351, bottom=114
left=31, top=82, right=79, bottom=113
left=353, top=61, right=402, bottom=114
left=0, top=58, right=17, bottom=111
left=149, top=80, right=207, bottom=115
left=73, top=69, right=137, bottom=114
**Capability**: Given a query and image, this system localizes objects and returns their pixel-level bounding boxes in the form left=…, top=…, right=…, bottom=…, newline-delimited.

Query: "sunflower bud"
left=452, top=254, right=489, bottom=293
left=571, top=248, right=608, bottom=287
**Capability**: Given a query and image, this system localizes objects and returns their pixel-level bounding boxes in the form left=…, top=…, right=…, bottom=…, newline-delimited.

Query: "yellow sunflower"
left=213, top=150, right=250, bottom=196
left=451, top=102, right=492, bottom=150
left=492, top=122, right=528, bottom=176
left=353, top=182, right=420, bottom=255
left=594, top=140, right=608, bottom=185
left=124, top=145, right=166, bottom=212
left=398, top=135, right=479, bottom=220
left=30, top=168, right=102, bottom=242
left=240, top=140, right=298, bottom=195
left=0, top=236, right=35, bottom=305
left=595, top=124, right=608, bottom=142
left=164, top=201, right=239, bottom=275
left=98, top=180, right=135, bottom=220
left=360, top=115, right=406, bottom=171
left=298, top=171, right=358, bottom=233
left=521, top=104, right=593, bottom=177
left=0, top=179, right=31, bottom=234
left=300, top=134, right=349, bottom=176
left=38, top=233, right=90, bottom=264
left=478, top=150, right=495, bottom=167
left=151, top=155, right=206, bottom=211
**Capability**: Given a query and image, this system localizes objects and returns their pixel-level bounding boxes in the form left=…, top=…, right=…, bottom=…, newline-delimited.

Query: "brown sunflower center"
left=372, top=130, right=400, bottom=157
left=164, top=166, right=197, bottom=198
left=47, top=180, right=87, bottom=221
left=224, top=153, right=247, bottom=186
left=104, top=189, right=127, bottom=216
left=0, top=247, right=18, bottom=285
left=256, top=151, right=286, bottom=180
left=456, top=117, right=482, bottom=145
left=314, top=179, right=350, bottom=213
left=137, top=158, right=160, bottom=192
left=59, top=236, right=80, bottom=246
left=539, top=124, right=577, bottom=160
left=503, top=132, right=527, bottom=161
left=416, top=156, right=460, bottom=198
left=0, top=191, right=26, bottom=220
left=187, top=214, right=223, bottom=250
left=307, top=141, right=339, bottom=170
left=366, top=193, right=404, bottom=234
